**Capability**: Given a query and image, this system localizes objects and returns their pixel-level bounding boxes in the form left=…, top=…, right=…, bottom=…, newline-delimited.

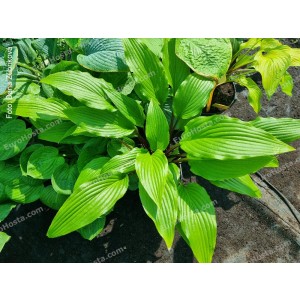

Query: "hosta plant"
left=1, top=38, right=300, bottom=262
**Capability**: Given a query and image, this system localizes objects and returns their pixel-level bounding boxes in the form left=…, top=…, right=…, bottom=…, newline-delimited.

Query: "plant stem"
left=17, top=62, right=41, bottom=76
left=134, top=128, right=149, bottom=151
left=173, top=157, right=188, bottom=164
left=17, top=72, right=40, bottom=81
left=120, top=140, right=134, bottom=150
left=165, top=143, right=180, bottom=156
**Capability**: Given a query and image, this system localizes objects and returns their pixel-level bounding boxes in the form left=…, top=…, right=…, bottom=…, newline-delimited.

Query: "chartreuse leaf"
left=173, top=73, right=215, bottom=119
left=140, top=39, right=163, bottom=57
left=189, top=156, right=275, bottom=181
left=77, top=217, right=106, bottom=241
left=180, top=115, right=294, bottom=160
left=139, top=168, right=178, bottom=249
left=240, top=38, right=262, bottom=50
left=0, top=119, right=32, bottom=161
left=162, top=38, right=190, bottom=94
left=77, top=38, right=128, bottom=72
left=146, top=101, right=170, bottom=151
left=177, top=183, right=217, bottom=263
left=250, top=117, right=300, bottom=143
left=135, top=150, right=168, bottom=206
left=0, top=232, right=10, bottom=252
left=51, top=164, right=78, bottom=195
left=41, top=71, right=115, bottom=111
left=254, top=46, right=291, bottom=98
left=280, top=71, right=293, bottom=96
left=40, top=186, right=67, bottom=210
left=47, top=173, right=129, bottom=238
left=287, top=47, right=300, bottom=66
left=210, top=175, right=262, bottom=198
left=234, top=76, right=262, bottom=113
left=0, top=203, right=16, bottom=222
left=64, top=106, right=135, bottom=138
left=123, top=38, right=168, bottom=103
left=175, top=38, right=232, bottom=80
left=107, top=137, right=135, bottom=157
left=27, top=146, right=65, bottom=179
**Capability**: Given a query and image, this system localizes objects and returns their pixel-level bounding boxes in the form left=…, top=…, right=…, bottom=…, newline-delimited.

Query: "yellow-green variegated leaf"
left=250, top=117, right=300, bottom=143
left=175, top=38, right=232, bottom=80
left=234, top=76, right=262, bottom=113
left=0, top=232, right=10, bottom=252
left=287, top=47, right=300, bottom=66
left=177, top=183, right=217, bottom=263
left=180, top=115, right=294, bottom=160
left=146, top=100, right=170, bottom=151
left=280, top=71, right=293, bottom=96
left=123, top=38, right=168, bottom=103
left=173, top=73, right=215, bottom=119
left=135, top=150, right=168, bottom=206
left=210, top=175, right=261, bottom=198
left=47, top=173, right=129, bottom=238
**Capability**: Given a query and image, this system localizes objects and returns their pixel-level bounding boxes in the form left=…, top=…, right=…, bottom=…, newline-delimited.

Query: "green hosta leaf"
left=16, top=38, right=37, bottom=64
left=0, top=203, right=16, bottom=222
left=135, top=150, right=168, bottom=206
left=50, top=61, right=81, bottom=74
left=65, top=38, right=80, bottom=50
left=123, top=38, right=168, bottom=103
left=254, top=46, right=291, bottom=98
left=40, top=186, right=67, bottom=210
left=234, top=76, right=262, bottom=113
left=280, top=71, right=293, bottom=96
left=210, top=175, right=261, bottom=198
left=175, top=38, right=232, bottom=80
left=146, top=100, right=170, bottom=151
left=107, top=137, right=135, bottom=157
left=77, top=38, right=128, bottom=72
left=189, top=156, right=275, bottom=181
left=140, top=38, right=163, bottom=57
left=177, top=183, right=217, bottom=263
left=0, top=120, right=32, bottom=161
left=64, top=106, right=135, bottom=138
left=47, top=173, right=129, bottom=238
left=162, top=38, right=190, bottom=94
left=139, top=170, right=178, bottom=249
left=13, top=78, right=40, bottom=99
left=180, top=115, right=294, bottom=160
left=19, top=144, right=44, bottom=175
left=0, top=163, right=21, bottom=185
left=288, top=47, right=300, bottom=66
left=32, top=38, right=60, bottom=58
left=173, top=73, right=215, bottom=119
left=27, top=146, right=65, bottom=179
left=0, top=232, right=10, bottom=252
left=250, top=117, right=300, bottom=143
left=78, top=217, right=106, bottom=241
left=240, top=38, right=262, bottom=50
left=0, top=183, right=6, bottom=202
left=100, top=72, right=135, bottom=95
left=41, top=71, right=115, bottom=111
left=51, top=164, right=78, bottom=195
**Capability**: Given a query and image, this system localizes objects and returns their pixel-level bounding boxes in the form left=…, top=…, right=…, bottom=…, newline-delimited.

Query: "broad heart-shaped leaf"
left=51, top=163, right=78, bottom=195
left=135, top=150, right=168, bottom=206
left=162, top=38, right=190, bottom=94
left=189, top=156, right=275, bottom=181
left=139, top=170, right=178, bottom=249
left=77, top=38, right=129, bottom=72
left=210, top=175, right=262, bottom=198
left=146, top=101, right=170, bottom=151
left=254, top=45, right=291, bottom=98
left=173, top=73, right=215, bottom=119
left=250, top=117, right=300, bottom=143
left=27, top=146, right=65, bottom=179
left=180, top=115, right=294, bottom=160
left=123, top=38, right=168, bottom=104
left=64, top=106, right=135, bottom=138
left=280, top=71, right=293, bottom=96
left=47, top=173, right=129, bottom=238
left=1, top=95, right=71, bottom=121
left=0, top=203, right=16, bottom=222
left=175, top=38, right=232, bottom=80
left=41, top=71, right=115, bottom=111
left=77, top=217, right=106, bottom=241
left=0, top=232, right=10, bottom=252
left=40, top=186, right=67, bottom=210
left=0, top=119, right=32, bottom=161
left=177, top=183, right=217, bottom=263
left=107, top=137, right=135, bottom=157
left=234, top=76, right=262, bottom=113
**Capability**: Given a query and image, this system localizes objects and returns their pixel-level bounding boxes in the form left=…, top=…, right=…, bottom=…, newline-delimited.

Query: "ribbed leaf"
left=135, top=150, right=168, bottom=206
left=173, top=73, right=215, bottom=119
left=140, top=39, right=163, bottom=56
left=280, top=71, right=293, bottom=96
left=107, top=137, right=135, bottom=157
left=64, top=106, right=135, bottom=138
left=123, top=38, right=168, bottom=103
left=47, top=173, right=129, bottom=238
left=210, top=175, right=262, bottom=198
left=162, top=38, right=190, bottom=94
left=180, top=115, right=294, bottom=160
left=250, top=117, right=300, bottom=143
left=41, top=71, right=115, bottom=111
left=0, top=203, right=16, bottom=222
left=0, top=232, right=10, bottom=252
left=288, top=47, right=300, bottom=66
left=175, top=38, right=232, bottom=80
left=177, top=183, right=217, bottom=263
left=146, top=101, right=170, bottom=151
left=40, top=186, right=67, bottom=210
left=77, top=217, right=106, bottom=241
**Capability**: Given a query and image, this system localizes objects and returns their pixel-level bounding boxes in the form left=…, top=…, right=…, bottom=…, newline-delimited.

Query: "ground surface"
left=1, top=39, right=300, bottom=263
